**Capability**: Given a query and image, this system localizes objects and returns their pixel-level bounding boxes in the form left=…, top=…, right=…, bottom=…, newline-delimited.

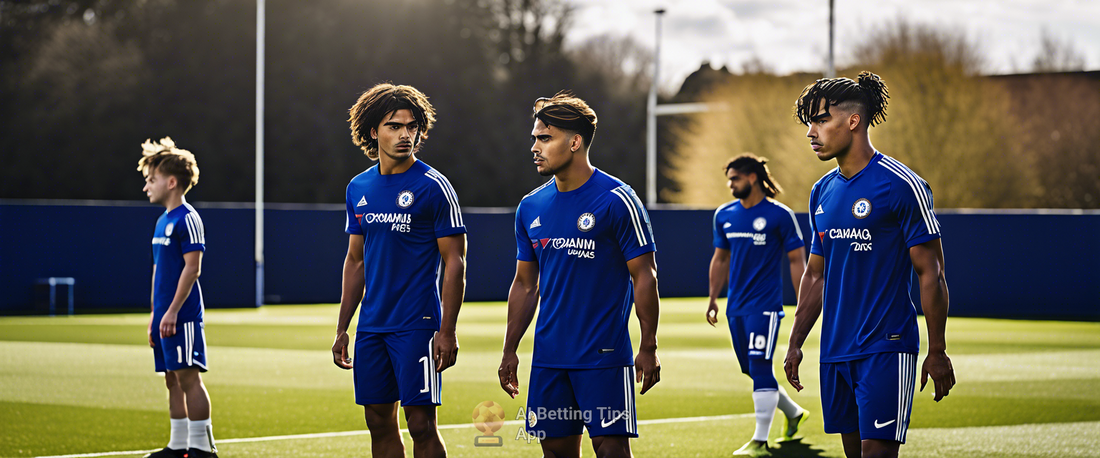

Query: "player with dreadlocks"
left=707, top=153, right=810, bottom=456
left=783, top=72, right=956, bottom=458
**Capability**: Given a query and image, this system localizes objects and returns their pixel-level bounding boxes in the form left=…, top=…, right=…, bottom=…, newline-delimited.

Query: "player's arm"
left=332, top=234, right=365, bottom=370
left=148, top=264, right=156, bottom=347
left=434, top=233, right=467, bottom=372
left=787, top=247, right=807, bottom=298
left=629, top=252, right=662, bottom=395
left=783, top=253, right=824, bottom=391
left=706, top=248, right=730, bottom=326
left=911, top=238, right=955, bottom=401
left=158, top=251, right=201, bottom=339
left=499, top=260, right=539, bottom=398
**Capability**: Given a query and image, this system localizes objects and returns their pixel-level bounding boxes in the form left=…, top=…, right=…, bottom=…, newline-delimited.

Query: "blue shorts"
left=820, top=352, right=917, bottom=443
left=525, top=366, right=638, bottom=438
left=152, top=320, right=208, bottom=373
left=353, top=329, right=440, bottom=406
left=726, top=311, right=784, bottom=374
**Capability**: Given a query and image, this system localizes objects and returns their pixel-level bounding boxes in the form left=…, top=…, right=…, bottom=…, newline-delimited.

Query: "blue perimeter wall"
left=2, top=202, right=1097, bottom=319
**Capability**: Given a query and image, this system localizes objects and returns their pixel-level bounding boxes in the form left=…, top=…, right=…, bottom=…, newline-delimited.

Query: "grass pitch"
left=1, top=299, right=1099, bottom=457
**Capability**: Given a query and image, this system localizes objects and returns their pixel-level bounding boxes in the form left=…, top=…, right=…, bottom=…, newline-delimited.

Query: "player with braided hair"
left=707, top=153, right=810, bottom=456
left=784, top=72, right=955, bottom=458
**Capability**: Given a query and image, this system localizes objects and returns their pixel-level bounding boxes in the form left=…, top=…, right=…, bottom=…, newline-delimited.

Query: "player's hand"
left=332, top=331, right=353, bottom=370
left=706, top=300, right=720, bottom=327
left=159, top=310, right=177, bottom=339
left=920, top=350, right=955, bottom=402
left=783, top=346, right=804, bottom=391
left=147, top=313, right=155, bottom=347
left=433, top=329, right=459, bottom=372
left=498, top=352, right=520, bottom=399
left=635, top=349, right=661, bottom=395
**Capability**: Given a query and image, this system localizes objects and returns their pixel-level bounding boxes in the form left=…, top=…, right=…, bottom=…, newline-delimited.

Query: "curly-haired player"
left=334, top=83, right=466, bottom=457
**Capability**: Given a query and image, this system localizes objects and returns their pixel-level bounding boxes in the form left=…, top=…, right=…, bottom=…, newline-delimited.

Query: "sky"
left=562, top=0, right=1100, bottom=92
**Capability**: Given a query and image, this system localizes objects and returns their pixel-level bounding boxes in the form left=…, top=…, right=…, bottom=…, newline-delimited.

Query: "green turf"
left=1, top=299, right=1099, bottom=457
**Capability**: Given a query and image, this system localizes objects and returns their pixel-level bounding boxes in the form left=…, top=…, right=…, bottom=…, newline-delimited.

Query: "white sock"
left=168, top=418, right=188, bottom=450
left=752, top=390, right=780, bottom=442
left=776, top=386, right=804, bottom=419
left=188, top=418, right=215, bottom=452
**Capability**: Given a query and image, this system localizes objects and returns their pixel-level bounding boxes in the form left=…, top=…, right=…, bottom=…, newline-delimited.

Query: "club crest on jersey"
left=396, top=190, right=415, bottom=209
left=528, top=410, right=538, bottom=428
left=752, top=217, right=767, bottom=231
left=165, top=223, right=174, bottom=236
left=577, top=212, right=595, bottom=232
left=852, top=198, right=872, bottom=219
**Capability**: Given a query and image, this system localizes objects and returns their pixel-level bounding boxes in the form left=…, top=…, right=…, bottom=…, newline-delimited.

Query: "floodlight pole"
left=254, top=0, right=265, bottom=308
left=646, top=8, right=665, bottom=206
left=827, top=0, right=835, bottom=78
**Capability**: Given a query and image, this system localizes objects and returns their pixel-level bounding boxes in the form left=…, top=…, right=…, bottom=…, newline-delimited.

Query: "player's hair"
left=795, top=71, right=889, bottom=128
left=532, top=90, right=598, bottom=148
left=136, top=137, right=199, bottom=194
left=725, top=153, right=783, bottom=198
left=348, top=83, right=437, bottom=160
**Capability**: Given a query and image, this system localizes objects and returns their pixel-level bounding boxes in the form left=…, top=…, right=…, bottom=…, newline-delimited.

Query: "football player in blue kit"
left=138, top=137, right=218, bottom=458
left=498, top=91, right=662, bottom=458
left=783, top=72, right=956, bottom=458
left=332, top=84, right=467, bottom=458
left=707, top=154, right=810, bottom=456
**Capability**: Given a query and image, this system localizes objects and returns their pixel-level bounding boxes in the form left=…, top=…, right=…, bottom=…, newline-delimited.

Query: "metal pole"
left=827, top=0, right=835, bottom=78
left=646, top=9, right=665, bottom=205
left=254, top=0, right=265, bottom=307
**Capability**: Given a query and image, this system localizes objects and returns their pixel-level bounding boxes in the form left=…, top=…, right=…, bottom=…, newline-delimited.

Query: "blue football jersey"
left=151, top=202, right=206, bottom=324
left=712, top=199, right=804, bottom=316
left=515, top=169, right=656, bottom=369
left=809, top=152, right=941, bottom=362
left=344, top=160, right=466, bottom=333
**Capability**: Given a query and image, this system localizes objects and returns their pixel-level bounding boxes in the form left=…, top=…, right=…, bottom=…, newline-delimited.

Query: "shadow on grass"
left=771, top=438, right=830, bottom=457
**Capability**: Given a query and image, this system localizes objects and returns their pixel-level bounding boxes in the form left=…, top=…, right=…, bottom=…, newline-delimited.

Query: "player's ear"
left=848, top=112, right=861, bottom=131
left=370, top=127, right=377, bottom=140
left=166, top=175, right=177, bottom=191
left=571, top=134, right=581, bottom=153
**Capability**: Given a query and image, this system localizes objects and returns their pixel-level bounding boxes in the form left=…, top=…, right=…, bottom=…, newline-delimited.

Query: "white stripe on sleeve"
left=611, top=188, right=646, bottom=246
left=878, top=159, right=939, bottom=235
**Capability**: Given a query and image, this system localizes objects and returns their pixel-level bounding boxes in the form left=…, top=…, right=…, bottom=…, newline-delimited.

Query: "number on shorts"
left=749, top=333, right=767, bottom=350
left=419, top=356, right=430, bottom=393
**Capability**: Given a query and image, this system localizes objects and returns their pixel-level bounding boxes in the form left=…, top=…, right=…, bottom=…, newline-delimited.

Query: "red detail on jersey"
left=356, top=214, right=364, bottom=224
left=818, top=232, right=825, bottom=242
left=540, top=238, right=550, bottom=248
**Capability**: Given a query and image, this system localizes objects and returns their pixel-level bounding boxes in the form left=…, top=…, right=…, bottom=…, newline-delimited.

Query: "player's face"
left=372, top=109, right=419, bottom=163
left=142, top=169, right=173, bottom=205
left=530, top=119, right=574, bottom=177
left=805, top=99, right=853, bottom=162
left=726, top=168, right=755, bottom=199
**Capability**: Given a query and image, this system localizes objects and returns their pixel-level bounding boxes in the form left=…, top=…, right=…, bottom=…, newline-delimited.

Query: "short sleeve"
left=345, top=184, right=363, bottom=235
left=809, top=187, right=823, bottom=257
left=778, top=206, right=805, bottom=252
left=890, top=176, right=942, bottom=248
left=515, top=206, right=537, bottom=262
left=609, top=186, right=656, bottom=261
left=425, top=171, right=467, bottom=238
left=712, top=207, right=729, bottom=249
left=180, top=212, right=206, bottom=254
